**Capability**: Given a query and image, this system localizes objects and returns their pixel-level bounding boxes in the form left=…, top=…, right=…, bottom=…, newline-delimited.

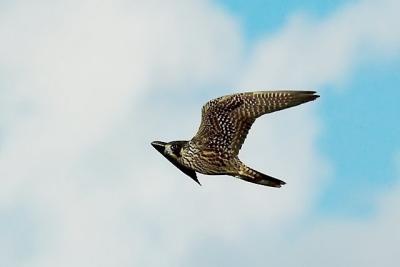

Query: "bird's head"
left=151, top=140, right=201, bottom=185
left=151, top=140, right=186, bottom=159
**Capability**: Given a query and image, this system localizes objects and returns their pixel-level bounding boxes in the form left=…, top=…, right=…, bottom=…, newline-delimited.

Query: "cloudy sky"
left=1, top=0, right=399, bottom=266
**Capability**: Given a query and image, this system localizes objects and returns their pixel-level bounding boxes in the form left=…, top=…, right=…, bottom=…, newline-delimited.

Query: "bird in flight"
left=152, top=90, right=319, bottom=187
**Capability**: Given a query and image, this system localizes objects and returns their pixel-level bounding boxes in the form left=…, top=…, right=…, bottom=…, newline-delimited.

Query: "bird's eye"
left=171, top=144, right=178, bottom=152
left=170, top=144, right=181, bottom=156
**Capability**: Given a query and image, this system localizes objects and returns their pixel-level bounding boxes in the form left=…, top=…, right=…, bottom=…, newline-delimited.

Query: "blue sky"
left=218, top=0, right=353, bottom=39
left=318, top=59, right=400, bottom=217
left=1, top=0, right=400, bottom=266
left=219, top=0, right=400, bottom=217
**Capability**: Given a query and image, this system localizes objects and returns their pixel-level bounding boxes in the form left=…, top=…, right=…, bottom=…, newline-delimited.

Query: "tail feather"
left=237, top=165, right=285, bottom=188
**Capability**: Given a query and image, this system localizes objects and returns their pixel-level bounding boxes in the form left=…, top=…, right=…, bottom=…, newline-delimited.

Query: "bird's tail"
left=237, top=164, right=285, bottom=188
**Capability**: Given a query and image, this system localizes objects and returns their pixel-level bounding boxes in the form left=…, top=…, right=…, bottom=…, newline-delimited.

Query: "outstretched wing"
left=191, top=90, right=319, bottom=156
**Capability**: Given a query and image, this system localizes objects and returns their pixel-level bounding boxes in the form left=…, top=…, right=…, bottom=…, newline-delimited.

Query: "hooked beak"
left=151, top=141, right=166, bottom=154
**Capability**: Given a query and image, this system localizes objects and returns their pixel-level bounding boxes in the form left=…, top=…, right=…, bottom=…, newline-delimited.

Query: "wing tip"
left=297, top=90, right=320, bottom=102
left=310, top=93, right=320, bottom=101
left=272, top=180, right=286, bottom=188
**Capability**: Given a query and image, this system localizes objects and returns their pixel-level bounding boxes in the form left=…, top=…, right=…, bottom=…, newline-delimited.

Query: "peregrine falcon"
left=151, top=90, right=319, bottom=187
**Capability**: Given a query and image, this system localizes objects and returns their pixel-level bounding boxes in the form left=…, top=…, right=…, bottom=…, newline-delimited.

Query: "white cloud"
left=0, top=0, right=243, bottom=266
left=179, top=154, right=400, bottom=267
left=276, top=168, right=400, bottom=267
left=239, top=0, right=400, bottom=89
left=0, top=0, right=241, bottom=202
left=0, top=0, right=399, bottom=266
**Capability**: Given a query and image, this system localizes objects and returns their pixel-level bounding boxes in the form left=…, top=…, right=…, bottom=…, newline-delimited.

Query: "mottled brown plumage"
left=152, top=90, right=319, bottom=187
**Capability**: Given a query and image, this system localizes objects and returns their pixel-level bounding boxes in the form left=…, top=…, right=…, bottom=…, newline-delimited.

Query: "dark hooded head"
left=151, top=140, right=187, bottom=159
left=151, top=140, right=200, bottom=185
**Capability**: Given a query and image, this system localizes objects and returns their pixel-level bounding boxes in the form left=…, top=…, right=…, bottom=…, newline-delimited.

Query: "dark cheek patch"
left=172, top=147, right=182, bottom=158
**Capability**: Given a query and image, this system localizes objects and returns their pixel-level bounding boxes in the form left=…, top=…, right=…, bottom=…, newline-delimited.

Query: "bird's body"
left=152, top=90, right=319, bottom=187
